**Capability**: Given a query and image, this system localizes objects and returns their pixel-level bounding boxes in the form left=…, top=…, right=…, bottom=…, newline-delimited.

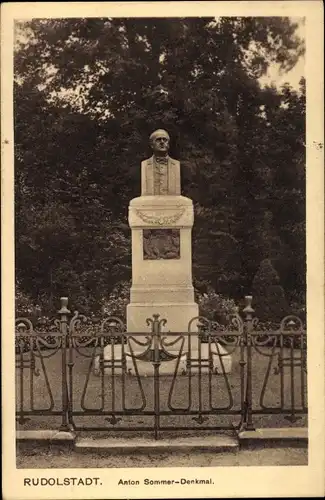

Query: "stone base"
left=94, top=343, right=232, bottom=377
left=75, top=435, right=239, bottom=453
left=126, top=302, right=199, bottom=333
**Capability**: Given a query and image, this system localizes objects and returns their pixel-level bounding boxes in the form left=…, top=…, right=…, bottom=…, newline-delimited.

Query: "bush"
left=15, top=281, right=42, bottom=318
left=100, top=280, right=131, bottom=320
left=195, top=285, right=236, bottom=324
left=288, top=290, right=306, bottom=321
left=16, top=278, right=239, bottom=329
left=252, top=258, right=290, bottom=322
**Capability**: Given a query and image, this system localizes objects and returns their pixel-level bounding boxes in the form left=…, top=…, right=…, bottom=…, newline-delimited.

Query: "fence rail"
left=15, top=296, right=307, bottom=439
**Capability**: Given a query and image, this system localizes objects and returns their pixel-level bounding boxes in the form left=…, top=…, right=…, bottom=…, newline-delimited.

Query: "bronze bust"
left=141, top=129, right=181, bottom=195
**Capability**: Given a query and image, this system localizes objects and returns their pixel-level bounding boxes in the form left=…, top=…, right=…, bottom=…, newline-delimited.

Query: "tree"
left=14, top=17, right=305, bottom=312
left=14, top=84, right=131, bottom=312
left=252, top=258, right=289, bottom=322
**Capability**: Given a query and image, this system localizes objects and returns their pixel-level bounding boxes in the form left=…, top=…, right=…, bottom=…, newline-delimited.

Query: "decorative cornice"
left=135, top=208, right=185, bottom=225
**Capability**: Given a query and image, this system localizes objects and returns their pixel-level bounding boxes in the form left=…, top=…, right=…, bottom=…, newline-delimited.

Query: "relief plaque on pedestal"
left=143, top=229, right=180, bottom=260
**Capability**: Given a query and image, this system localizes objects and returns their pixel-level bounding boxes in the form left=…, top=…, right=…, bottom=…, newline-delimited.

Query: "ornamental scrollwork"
left=135, top=208, right=185, bottom=225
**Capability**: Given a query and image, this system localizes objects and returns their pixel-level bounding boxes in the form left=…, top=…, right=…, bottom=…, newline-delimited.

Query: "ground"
left=16, top=444, right=307, bottom=468
left=16, top=344, right=307, bottom=431
left=16, top=340, right=308, bottom=468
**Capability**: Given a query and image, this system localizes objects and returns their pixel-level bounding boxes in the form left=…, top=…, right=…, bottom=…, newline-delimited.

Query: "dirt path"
left=17, top=446, right=307, bottom=468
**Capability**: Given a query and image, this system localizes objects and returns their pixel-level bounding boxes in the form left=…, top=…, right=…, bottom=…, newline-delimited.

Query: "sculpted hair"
left=149, top=129, right=170, bottom=144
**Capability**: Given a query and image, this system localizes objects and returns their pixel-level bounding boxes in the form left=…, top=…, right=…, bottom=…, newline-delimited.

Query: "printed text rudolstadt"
left=24, top=477, right=102, bottom=486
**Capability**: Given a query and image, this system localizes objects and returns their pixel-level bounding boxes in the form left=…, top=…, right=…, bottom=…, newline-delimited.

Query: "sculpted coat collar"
left=147, top=155, right=176, bottom=165
left=153, top=154, right=169, bottom=165
left=143, top=156, right=179, bottom=195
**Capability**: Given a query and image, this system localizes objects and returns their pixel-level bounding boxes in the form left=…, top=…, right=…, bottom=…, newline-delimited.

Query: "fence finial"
left=58, top=297, right=70, bottom=314
left=243, top=295, right=254, bottom=316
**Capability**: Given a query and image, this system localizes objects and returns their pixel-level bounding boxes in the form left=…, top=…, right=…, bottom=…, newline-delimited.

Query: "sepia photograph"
left=2, top=2, right=324, bottom=499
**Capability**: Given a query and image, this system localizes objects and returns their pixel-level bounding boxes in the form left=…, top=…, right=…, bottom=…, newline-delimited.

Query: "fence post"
left=58, top=297, right=70, bottom=431
left=243, top=295, right=255, bottom=431
left=152, top=314, right=161, bottom=441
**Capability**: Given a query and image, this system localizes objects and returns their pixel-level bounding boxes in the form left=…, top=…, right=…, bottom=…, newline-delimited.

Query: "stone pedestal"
left=126, top=195, right=198, bottom=335
left=97, top=194, right=232, bottom=376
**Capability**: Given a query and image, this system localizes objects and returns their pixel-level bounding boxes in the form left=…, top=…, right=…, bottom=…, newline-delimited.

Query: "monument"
left=96, top=130, right=231, bottom=375
left=127, top=129, right=199, bottom=333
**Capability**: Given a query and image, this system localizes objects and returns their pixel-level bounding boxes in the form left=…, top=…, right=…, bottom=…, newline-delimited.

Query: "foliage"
left=16, top=281, right=38, bottom=317
left=252, top=258, right=290, bottom=321
left=195, top=285, right=237, bottom=324
left=288, top=295, right=306, bottom=321
left=100, top=280, right=131, bottom=320
left=14, top=17, right=305, bottom=312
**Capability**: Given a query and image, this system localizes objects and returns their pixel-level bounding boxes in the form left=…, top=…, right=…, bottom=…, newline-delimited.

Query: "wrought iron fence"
left=15, top=296, right=307, bottom=439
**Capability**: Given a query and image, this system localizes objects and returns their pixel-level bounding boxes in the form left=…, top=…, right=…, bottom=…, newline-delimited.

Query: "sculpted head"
left=149, top=129, right=170, bottom=156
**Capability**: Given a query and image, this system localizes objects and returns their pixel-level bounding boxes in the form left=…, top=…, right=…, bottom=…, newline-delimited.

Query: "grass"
left=16, top=342, right=307, bottom=434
